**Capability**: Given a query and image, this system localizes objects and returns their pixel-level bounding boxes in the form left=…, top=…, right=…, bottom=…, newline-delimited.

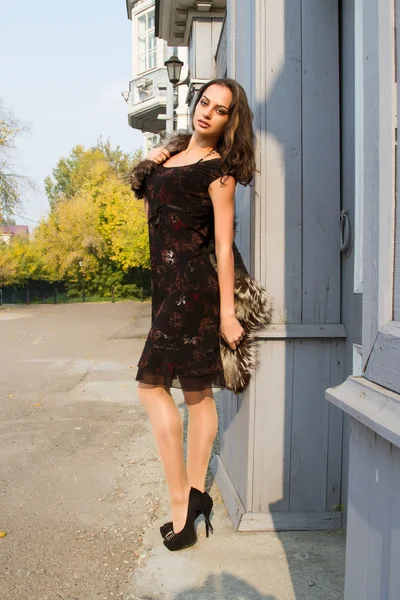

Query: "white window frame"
left=352, top=343, right=363, bottom=376
left=136, top=7, right=156, bottom=75
left=362, top=0, right=400, bottom=395
left=354, top=0, right=364, bottom=294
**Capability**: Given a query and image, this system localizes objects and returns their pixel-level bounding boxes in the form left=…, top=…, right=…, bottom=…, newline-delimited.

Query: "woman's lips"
left=198, top=119, right=211, bottom=129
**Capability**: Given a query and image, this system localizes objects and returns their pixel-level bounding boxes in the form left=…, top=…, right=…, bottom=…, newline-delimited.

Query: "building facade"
left=155, top=1, right=400, bottom=595
left=125, top=0, right=190, bottom=154
left=0, top=225, right=29, bottom=245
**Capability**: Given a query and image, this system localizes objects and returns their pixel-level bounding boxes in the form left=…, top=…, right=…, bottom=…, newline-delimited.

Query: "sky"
left=1, top=0, right=143, bottom=228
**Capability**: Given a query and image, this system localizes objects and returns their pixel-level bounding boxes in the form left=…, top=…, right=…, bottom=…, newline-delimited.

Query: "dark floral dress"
left=135, top=157, right=227, bottom=391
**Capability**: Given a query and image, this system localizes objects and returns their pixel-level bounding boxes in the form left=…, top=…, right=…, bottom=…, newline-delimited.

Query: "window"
left=146, top=134, right=160, bottom=154
left=137, top=9, right=156, bottom=73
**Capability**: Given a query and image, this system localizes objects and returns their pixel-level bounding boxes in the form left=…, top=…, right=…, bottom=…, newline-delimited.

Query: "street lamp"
left=165, top=54, right=184, bottom=86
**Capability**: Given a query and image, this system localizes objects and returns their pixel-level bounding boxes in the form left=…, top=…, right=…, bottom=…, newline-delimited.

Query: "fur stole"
left=129, top=131, right=273, bottom=393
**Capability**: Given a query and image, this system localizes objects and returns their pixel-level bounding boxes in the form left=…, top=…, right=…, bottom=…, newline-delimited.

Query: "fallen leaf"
left=34, top=403, right=41, bottom=407
left=0, top=532, right=7, bottom=538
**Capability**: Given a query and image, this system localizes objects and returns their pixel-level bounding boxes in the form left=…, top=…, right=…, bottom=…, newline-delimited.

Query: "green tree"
left=44, top=139, right=142, bottom=209
left=34, top=139, right=149, bottom=297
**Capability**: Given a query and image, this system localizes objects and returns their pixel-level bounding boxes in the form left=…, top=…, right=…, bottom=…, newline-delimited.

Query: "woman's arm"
left=143, top=196, right=149, bottom=219
left=209, top=176, right=244, bottom=351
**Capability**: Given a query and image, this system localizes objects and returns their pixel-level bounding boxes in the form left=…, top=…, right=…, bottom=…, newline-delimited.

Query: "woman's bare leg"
left=184, top=389, right=218, bottom=492
left=138, top=383, right=190, bottom=533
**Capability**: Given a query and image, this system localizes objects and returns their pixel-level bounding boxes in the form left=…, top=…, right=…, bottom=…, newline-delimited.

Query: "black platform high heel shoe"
left=163, top=487, right=205, bottom=552
left=160, top=490, right=213, bottom=539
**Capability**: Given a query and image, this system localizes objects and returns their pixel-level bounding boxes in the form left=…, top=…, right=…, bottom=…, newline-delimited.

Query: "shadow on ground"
left=139, top=572, right=275, bottom=600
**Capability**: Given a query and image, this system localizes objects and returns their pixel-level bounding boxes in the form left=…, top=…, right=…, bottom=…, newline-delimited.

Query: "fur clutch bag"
left=208, top=239, right=272, bottom=392
left=129, top=132, right=273, bottom=393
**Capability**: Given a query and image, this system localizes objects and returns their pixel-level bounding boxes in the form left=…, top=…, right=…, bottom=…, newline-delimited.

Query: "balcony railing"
left=128, top=68, right=168, bottom=107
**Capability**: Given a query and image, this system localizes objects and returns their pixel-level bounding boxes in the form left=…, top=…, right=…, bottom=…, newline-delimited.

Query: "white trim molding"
left=361, top=0, right=396, bottom=363
left=255, top=323, right=347, bottom=339
left=364, top=321, right=400, bottom=394
left=326, top=375, right=400, bottom=449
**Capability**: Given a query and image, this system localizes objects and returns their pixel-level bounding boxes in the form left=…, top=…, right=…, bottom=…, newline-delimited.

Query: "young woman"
left=133, top=78, right=255, bottom=551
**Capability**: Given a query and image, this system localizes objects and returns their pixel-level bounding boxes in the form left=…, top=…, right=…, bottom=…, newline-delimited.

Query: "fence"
left=0, top=281, right=150, bottom=305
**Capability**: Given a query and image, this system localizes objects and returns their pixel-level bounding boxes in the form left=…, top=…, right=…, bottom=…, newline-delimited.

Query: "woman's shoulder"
left=201, top=158, right=237, bottom=184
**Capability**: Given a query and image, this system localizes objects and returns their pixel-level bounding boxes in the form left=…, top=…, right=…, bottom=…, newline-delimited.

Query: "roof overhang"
left=126, top=0, right=133, bottom=19
left=126, top=0, right=143, bottom=20
left=155, top=0, right=226, bottom=46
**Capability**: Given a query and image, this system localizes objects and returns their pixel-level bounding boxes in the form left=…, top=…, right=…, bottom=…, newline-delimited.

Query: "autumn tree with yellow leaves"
left=1, top=139, right=151, bottom=300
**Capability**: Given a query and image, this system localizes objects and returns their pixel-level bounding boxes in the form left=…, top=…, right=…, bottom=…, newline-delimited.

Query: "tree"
left=44, top=139, right=142, bottom=209
left=0, top=99, right=33, bottom=220
left=34, top=192, right=106, bottom=283
left=34, top=139, right=149, bottom=296
left=0, top=241, right=16, bottom=286
left=100, top=179, right=150, bottom=271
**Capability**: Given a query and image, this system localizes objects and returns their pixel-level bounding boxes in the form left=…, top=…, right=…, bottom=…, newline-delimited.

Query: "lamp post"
left=164, top=54, right=184, bottom=85
left=164, top=53, right=185, bottom=134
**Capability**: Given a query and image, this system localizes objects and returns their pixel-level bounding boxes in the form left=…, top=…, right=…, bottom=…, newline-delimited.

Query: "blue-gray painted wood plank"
left=217, top=0, right=256, bottom=511
left=395, top=0, right=400, bottom=322
left=344, top=418, right=400, bottom=599
left=341, top=414, right=350, bottom=527
left=257, top=0, right=302, bottom=323
left=234, top=0, right=255, bottom=271
left=210, top=454, right=245, bottom=530
left=365, top=429, right=392, bottom=599
left=252, top=340, right=294, bottom=513
left=301, top=0, right=340, bottom=324
left=388, top=437, right=400, bottom=599
left=344, top=419, right=371, bottom=599
left=290, top=340, right=331, bottom=511
left=326, top=341, right=345, bottom=510
left=339, top=0, right=357, bottom=524
left=219, top=388, right=251, bottom=509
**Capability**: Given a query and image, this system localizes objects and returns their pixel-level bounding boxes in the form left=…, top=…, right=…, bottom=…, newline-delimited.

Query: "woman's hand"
left=146, top=147, right=170, bottom=164
left=220, top=315, right=245, bottom=351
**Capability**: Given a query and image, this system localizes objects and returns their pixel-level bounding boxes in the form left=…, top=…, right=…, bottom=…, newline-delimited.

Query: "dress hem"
left=135, top=367, right=226, bottom=392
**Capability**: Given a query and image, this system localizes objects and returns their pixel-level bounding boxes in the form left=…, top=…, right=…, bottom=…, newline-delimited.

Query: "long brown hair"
left=191, top=78, right=256, bottom=186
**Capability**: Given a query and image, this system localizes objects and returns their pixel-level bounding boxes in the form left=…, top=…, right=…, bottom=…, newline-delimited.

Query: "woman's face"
left=193, top=84, right=232, bottom=139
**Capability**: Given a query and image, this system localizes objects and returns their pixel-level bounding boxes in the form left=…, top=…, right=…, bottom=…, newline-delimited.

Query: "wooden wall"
left=339, top=0, right=360, bottom=523
left=215, top=0, right=345, bottom=529
left=218, top=0, right=257, bottom=511
left=344, top=418, right=400, bottom=599
left=252, top=339, right=344, bottom=516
